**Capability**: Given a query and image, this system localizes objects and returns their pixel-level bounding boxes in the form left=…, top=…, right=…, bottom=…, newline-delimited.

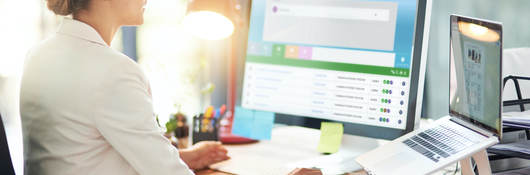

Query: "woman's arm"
left=92, top=59, right=194, bottom=175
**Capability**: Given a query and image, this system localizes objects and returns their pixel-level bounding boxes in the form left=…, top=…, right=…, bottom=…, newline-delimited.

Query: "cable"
left=453, top=162, right=459, bottom=175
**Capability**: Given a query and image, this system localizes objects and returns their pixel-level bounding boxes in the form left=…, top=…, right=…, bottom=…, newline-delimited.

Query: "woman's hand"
left=288, top=168, right=322, bottom=175
left=179, top=141, right=230, bottom=170
left=288, top=168, right=368, bottom=175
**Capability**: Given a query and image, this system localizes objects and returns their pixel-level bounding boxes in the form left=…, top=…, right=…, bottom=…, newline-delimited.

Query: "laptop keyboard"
left=403, top=122, right=482, bottom=162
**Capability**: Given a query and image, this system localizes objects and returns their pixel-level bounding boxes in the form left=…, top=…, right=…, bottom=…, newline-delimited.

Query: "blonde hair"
left=46, top=0, right=90, bottom=16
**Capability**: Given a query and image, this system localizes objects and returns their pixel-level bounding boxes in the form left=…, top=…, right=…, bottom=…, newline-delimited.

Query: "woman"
left=20, top=0, right=229, bottom=174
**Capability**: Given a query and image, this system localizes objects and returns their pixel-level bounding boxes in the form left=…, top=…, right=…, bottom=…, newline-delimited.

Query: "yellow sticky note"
left=317, top=122, right=343, bottom=154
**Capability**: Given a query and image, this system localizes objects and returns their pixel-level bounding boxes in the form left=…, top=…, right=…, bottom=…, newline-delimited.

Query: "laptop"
left=356, top=15, right=503, bottom=175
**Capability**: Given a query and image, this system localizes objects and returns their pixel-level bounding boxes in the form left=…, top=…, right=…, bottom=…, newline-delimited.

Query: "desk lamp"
left=182, top=0, right=235, bottom=40
left=183, top=0, right=255, bottom=143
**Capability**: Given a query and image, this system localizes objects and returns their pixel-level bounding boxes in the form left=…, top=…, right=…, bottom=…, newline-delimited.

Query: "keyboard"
left=402, top=122, right=482, bottom=162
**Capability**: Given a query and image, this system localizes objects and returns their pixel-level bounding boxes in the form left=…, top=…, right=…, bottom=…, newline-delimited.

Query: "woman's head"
left=47, top=0, right=90, bottom=16
left=46, top=0, right=147, bottom=26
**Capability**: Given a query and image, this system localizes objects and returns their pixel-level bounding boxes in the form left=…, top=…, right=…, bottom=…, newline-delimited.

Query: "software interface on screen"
left=449, top=19, right=502, bottom=131
left=241, top=0, right=419, bottom=130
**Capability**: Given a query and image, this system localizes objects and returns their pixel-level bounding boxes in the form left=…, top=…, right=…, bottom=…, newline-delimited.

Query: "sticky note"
left=251, top=111, right=275, bottom=140
left=232, top=107, right=254, bottom=138
left=232, top=107, right=275, bottom=140
left=317, top=122, right=343, bottom=154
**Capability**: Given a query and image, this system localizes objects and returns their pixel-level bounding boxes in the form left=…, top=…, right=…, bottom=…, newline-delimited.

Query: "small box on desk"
left=192, top=114, right=220, bottom=144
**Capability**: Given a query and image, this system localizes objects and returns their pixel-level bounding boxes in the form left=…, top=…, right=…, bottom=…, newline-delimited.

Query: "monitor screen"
left=449, top=15, right=502, bottom=136
left=239, top=0, right=431, bottom=139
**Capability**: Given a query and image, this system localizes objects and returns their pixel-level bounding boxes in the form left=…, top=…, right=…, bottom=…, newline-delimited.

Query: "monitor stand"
left=287, top=127, right=386, bottom=174
left=210, top=125, right=386, bottom=175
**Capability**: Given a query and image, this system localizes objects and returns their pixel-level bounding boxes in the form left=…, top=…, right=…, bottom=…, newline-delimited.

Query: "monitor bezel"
left=448, top=15, right=503, bottom=137
left=237, top=0, right=432, bottom=140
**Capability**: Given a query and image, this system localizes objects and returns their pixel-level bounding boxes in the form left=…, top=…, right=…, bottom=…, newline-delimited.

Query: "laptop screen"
left=449, top=15, right=502, bottom=136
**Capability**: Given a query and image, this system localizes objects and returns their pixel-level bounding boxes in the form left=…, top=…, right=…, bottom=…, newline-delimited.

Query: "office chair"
left=0, top=114, right=16, bottom=175
left=486, top=48, right=530, bottom=174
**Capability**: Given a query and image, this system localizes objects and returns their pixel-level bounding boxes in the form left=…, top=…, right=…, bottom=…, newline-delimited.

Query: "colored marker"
left=220, top=105, right=226, bottom=115
left=205, top=106, right=214, bottom=118
left=214, top=109, right=221, bottom=119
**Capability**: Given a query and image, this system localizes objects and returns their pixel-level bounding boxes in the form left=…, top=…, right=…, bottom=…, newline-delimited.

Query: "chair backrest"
left=0, top=114, right=15, bottom=175
left=502, top=48, right=530, bottom=112
left=503, top=48, right=530, bottom=100
left=0, top=76, right=21, bottom=175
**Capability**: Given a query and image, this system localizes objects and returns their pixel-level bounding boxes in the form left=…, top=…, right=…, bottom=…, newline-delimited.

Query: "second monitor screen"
left=241, top=0, right=419, bottom=130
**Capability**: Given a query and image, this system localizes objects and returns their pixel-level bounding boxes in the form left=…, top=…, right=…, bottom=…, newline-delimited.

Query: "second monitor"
left=239, top=0, right=432, bottom=140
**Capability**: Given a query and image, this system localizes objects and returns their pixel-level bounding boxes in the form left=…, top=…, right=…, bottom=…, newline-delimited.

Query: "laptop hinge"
left=449, top=118, right=492, bottom=138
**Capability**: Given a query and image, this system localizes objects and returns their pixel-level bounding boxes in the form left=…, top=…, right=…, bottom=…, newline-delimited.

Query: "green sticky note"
left=317, top=122, right=343, bottom=154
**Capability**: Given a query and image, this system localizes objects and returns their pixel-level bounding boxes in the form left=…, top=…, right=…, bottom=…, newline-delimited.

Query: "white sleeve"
left=92, top=60, right=194, bottom=175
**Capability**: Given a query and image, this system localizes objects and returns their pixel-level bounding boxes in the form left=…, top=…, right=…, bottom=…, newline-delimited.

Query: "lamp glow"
left=458, top=21, right=500, bottom=42
left=182, top=11, right=234, bottom=40
left=469, top=23, right=488, bottom=35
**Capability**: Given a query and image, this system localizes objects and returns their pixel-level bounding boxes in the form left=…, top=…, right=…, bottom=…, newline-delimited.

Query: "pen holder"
left=192, top=114, right=220, bottom=144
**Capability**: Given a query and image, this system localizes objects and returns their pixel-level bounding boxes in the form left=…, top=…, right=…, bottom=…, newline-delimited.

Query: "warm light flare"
left=182, top=11, right=234, bottom=40
left=458, top=21, right=500, bottom=42
left=469, top=23, right=488, bottom=35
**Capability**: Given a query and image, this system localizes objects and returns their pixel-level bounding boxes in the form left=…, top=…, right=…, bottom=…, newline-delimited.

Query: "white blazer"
left=20, top=18, right=194, bottom=175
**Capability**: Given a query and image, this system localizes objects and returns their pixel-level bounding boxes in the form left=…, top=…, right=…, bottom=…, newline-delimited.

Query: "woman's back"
left=20, top=18, right=191, bottom=175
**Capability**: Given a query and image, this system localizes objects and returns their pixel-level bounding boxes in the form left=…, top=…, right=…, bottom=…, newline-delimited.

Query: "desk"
left=198, top=120, right=461, bottom=175
left=207, top=126, right=385, bottom=175
left=195, top=168, right=369, bottom=175
left=196, top=169, right=232, bottom=175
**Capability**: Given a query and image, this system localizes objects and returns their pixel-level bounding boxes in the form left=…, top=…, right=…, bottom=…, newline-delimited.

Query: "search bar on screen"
left=271, top=4, right=390, bottom=22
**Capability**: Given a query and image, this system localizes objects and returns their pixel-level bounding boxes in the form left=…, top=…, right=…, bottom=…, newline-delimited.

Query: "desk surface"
left=200, top=120, right=461, bottom=175
left=196, top=169, right=232, bottom=175
left=207, top=126, right=385, bottom=175
left=195, top=168, right=369, bottom=175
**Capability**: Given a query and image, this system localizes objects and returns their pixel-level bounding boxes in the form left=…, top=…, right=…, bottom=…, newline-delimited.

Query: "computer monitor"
left=238, top=0, right=432, bottom=140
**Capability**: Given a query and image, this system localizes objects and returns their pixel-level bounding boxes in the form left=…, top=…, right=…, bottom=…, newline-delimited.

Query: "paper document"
left=502, top=111, right=530, bottom=128
left=287, top=149, right=362, bottom=175
left=489, top=140, right=530, bottom=155
left=211, top=126, right=368, bottom=175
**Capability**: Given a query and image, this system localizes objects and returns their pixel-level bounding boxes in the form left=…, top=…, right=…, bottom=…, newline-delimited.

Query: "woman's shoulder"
left=29, top=33, right=137, bottom=67
left=25, top=33, right=144, bottom=85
